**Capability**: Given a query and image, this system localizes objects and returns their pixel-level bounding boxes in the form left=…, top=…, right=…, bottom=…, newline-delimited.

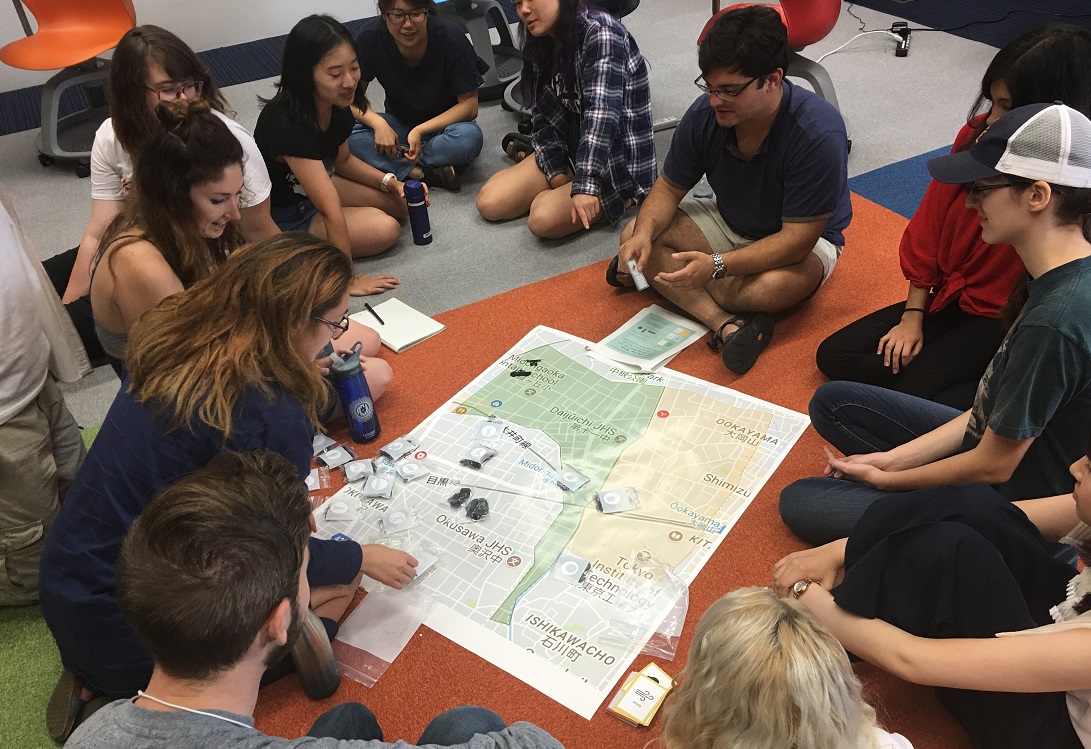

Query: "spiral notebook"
left=349, top=298, right=445, bottom=353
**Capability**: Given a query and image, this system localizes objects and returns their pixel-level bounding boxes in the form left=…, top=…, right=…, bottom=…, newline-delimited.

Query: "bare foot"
left=349, top=274, right=399, bottom=296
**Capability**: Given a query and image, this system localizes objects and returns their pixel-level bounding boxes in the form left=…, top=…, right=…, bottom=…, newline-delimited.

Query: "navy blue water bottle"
left=404, top=179, right=432, bottom=245
left=329, top=341, right=381, bottom=443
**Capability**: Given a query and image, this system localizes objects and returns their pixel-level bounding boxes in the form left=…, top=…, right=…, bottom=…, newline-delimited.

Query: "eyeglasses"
left=965, top=181, right=1015, bottom=199
left=147, top=80, right=203, bottom=102
left=313, top=313, right=350, bottom=339
left=385, top=9, right=429, bottom=23
left=694, top=75, right=759, bottom=101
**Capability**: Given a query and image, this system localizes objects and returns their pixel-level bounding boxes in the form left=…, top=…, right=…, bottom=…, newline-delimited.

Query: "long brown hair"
left=110, top=25, right=229, bottom=155
left=96, top=98, right=245, bottom=289
left=126, top=233, right=352, bottom=437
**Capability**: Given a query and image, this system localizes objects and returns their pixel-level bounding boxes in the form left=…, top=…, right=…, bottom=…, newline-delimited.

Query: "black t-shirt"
left=253, top=102, right=356, bottom=208
left=963, top=256, right=1091, bottom=500
left=355, top=15, right=486, bottom=128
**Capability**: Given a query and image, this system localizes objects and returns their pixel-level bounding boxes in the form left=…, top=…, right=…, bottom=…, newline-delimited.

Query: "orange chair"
left=703, top=0, right=842, bottom=111
left=0, top=0, right=136, bottom=175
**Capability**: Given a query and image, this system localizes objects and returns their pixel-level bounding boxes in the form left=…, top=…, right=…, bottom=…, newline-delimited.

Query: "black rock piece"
left=448, top=487, right=471, bottom=508
left=510, top=370, right=532, bottom=377
left=466, top=498, right=490, bottom=521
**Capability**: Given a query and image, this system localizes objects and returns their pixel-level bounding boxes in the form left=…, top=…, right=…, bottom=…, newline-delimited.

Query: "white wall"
left=0, top=0, right=378, bottom=93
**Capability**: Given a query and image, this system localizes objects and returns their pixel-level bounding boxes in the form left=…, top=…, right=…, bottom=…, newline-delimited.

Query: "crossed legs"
left=619, top=210, right=825, bottom=336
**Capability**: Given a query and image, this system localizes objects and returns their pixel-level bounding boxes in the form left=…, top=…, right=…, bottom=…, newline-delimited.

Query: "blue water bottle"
left=404, top=179, right=432, bottom=245
left=329, top=341, right=380, bottom=443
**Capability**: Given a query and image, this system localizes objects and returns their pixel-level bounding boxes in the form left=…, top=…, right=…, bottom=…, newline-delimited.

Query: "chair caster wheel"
left=38, top=153, right=55, bottom=168
left=75, top=159, right=91, bottom=178
left=847, top=138, right=852, bottom=154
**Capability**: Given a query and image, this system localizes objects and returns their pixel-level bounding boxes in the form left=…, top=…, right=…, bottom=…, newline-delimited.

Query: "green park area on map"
left=457, top=344, right=666, bottom=624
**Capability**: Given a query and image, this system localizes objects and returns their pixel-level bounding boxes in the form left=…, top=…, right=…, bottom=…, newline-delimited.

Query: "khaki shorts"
left=679, top=197, right=842, bottom=284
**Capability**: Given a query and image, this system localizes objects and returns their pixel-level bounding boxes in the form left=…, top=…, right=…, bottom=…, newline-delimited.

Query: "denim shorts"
left=271, top=198, right=319, bottom=232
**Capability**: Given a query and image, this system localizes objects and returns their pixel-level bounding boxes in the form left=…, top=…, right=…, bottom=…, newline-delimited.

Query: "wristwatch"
left=711, top=253, right=726, bottom=280
left=790, top=578, right=818, bottom=600
left=380, top=172, right=397, bottom=193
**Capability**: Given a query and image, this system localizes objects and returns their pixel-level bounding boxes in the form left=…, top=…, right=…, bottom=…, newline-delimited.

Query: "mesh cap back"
left=996, top=104, right=1091, bottom=188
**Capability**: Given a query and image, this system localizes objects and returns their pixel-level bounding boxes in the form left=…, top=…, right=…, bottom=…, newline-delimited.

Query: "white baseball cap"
left=927, top=102, right=1091, bottom=188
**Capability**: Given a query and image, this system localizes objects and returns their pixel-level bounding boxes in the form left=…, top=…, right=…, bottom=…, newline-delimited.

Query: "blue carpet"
left=850, top=0, right=1091, bottom=49
left=848, top=144, right=949, bottom=219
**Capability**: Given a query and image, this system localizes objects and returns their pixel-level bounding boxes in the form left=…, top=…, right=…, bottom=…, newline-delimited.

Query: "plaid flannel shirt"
left=528, top=8, right=656, bottom=225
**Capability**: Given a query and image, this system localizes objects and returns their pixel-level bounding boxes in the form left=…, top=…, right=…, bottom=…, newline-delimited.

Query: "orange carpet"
left=254, top=193, right=973, bottom=749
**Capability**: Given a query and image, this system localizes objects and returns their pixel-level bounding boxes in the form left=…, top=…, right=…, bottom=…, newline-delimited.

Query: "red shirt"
left=899, top=115, right=1025, bottom=318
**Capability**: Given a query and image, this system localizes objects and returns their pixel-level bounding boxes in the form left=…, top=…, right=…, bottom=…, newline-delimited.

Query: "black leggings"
left=834, top=485, right=1082, bottom=749
left=816, top=302, right=1006, bottom=410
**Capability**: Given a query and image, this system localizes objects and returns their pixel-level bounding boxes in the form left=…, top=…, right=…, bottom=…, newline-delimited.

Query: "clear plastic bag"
left=598, top=550, right=688, bottom=661
left=332, top=586, right=433, bottom=687
left=640, top=584, right=688, bottom=660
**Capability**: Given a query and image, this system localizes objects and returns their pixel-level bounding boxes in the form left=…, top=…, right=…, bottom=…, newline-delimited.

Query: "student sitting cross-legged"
left=347, top=0, right=487, bottom=192
left=611, top=5, right=851, bottom=375
left=64, top=450, right=564, bottom=749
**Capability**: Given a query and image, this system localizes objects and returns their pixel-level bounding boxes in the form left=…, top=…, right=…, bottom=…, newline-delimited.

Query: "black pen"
left=363, top=302, right=385, bottom=325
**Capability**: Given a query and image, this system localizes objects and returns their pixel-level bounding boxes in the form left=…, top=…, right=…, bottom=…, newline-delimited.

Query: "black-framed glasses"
left=313, top=313, right=350, bottom=339
left=965, top=181, right=1015, bottom=199
left=147, top=79, right=203, bottom=102
left=694, top=75, right=759, bottom=101
left=385, top=8, right=429, bottom=23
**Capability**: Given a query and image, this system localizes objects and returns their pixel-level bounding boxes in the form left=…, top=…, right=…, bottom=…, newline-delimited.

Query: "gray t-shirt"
left=66, top=700, right=564, bottom=749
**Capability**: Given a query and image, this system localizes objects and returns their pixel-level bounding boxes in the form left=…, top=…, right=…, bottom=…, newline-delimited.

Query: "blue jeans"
left=347, top=115, right=484, bottom=180
left=307, top=703, right=506, bottom=744
left=779, top=381, right=961, bottom=545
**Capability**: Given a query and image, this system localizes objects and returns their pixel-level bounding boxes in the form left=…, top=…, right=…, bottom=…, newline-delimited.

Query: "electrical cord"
left=816, top=29, right=899, bottom=63
left=846, top=3, right=868, bottom=31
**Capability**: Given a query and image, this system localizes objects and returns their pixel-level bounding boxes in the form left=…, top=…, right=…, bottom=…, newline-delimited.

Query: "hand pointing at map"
left=361, top=544, right=418, bottom=589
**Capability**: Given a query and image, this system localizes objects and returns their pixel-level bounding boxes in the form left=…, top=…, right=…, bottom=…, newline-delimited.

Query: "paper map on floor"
left=313, top=326, right=808, bottom=718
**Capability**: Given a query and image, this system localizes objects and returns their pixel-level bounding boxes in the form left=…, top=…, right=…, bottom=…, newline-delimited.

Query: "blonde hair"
left=126, top=232, right=352, bottom=437
left=661, top=587, right=880, bottom=749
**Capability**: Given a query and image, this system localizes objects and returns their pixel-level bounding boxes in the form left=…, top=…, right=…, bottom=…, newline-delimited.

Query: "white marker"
left=627, top=258, right=650, bottom=291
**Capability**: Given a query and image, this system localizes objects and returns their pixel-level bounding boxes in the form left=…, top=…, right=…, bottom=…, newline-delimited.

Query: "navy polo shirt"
left=355, top=15, right=486, bottom=129
left=663, top=79, right=852, bottom=247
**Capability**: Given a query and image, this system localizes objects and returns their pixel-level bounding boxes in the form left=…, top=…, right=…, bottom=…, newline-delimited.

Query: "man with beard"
left=65, top=451, right=562, bottom=749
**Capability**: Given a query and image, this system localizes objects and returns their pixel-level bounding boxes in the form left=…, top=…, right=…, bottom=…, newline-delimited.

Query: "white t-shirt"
left=90, top=109, right=272, bottom=207
left=998, top=557, right=1091, bottom=748
left=875, top=726, right=915, bottom=749
left=0, top=198, right=49, bottom=425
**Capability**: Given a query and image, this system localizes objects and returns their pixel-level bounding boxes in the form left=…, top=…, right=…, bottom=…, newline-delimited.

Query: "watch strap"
left=711, top=253, right=725, bottom=280
left=791, top=578, right=817, bottom=600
